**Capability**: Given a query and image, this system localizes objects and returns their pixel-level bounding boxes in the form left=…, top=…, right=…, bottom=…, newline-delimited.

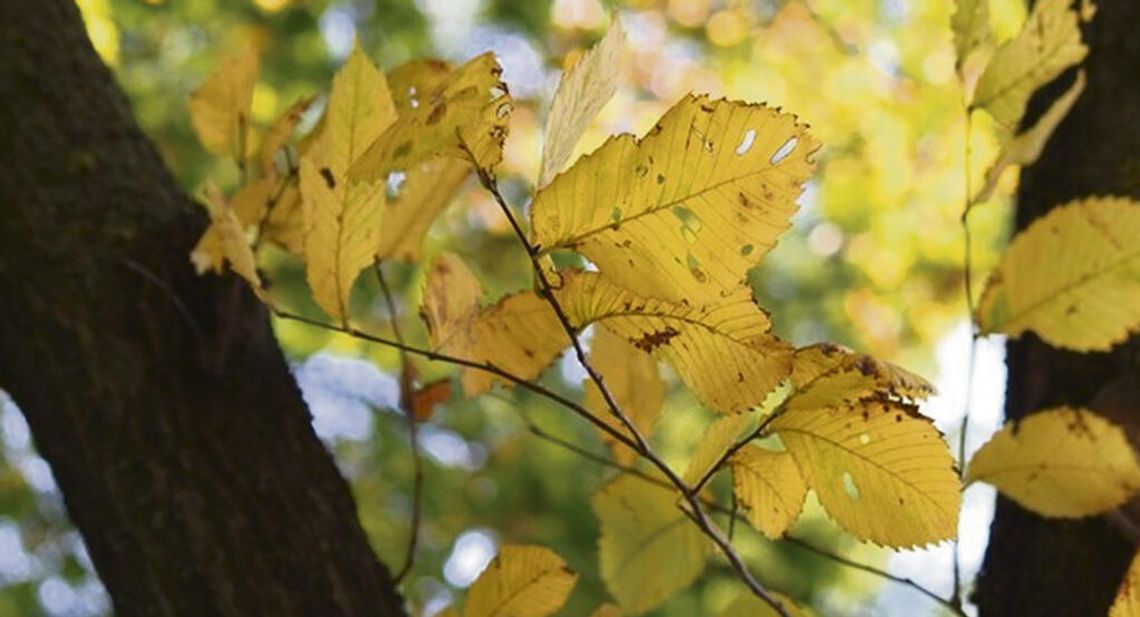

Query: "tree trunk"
left=974, top=0, right=1140, bottom=614
left=0, top=1, right=405, bottom=615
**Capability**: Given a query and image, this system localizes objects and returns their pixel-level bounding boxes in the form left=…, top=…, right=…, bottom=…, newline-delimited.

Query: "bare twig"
left=374, top=261, right=422, bottom=584
left=466, top=161, right=789, bottom=617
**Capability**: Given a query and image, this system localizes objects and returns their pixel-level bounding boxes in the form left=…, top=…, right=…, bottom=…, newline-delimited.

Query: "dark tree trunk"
left=974, top=0, right=1140, bottom=614
left=0, top=1, right=405, bottom=615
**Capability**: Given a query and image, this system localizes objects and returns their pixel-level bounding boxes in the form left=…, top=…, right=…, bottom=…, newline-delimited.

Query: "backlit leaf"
left=420, top=254, right=565, bottom=395
left=589, top=604, right=623, bottom=617
left=976, top=196, right=1140, bottom=351
left=730, top=446, right=808, bottom=538
left=966, top=407, right=1140, bottom=518
left=191, top=183, right=266, bottom=301
left=951, top=0, right=992, bottom=71
left=973, top=71, right=1085, bottom=205
left=539, top=15, right=625, bottom=187
left=772, top=400, right=960, bottom=547
left=682, top=414, right=751, bottom=487
left=348, top=53, right=512, bottom=182
left=1110, top=549, right=1140, bottom=617
left=464, top=545, right=577, bottom=617
left=299, top=42, right=396, bottom=322
left=584, top=326, right=665, bottom=465
left=558, top=272, right=793, bottom=413
left=191, top=176, right=276, bottom=274
left=592, top=474, right=709, bottom=615
left=189, top=46, right=258, bottom=158
left=971, top=0, right=1087, bottom=127
left=789, top=343, right=935, bottom=408
left=259, top=95, right=315, bottom=175
left=530, top=94, right=818, bottom=303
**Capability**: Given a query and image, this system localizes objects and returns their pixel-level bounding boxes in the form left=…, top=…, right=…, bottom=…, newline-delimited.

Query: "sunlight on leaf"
left=730, top=446, right=808, bottom=539
left=720, top=591, right=811, bottom=616
left=967, top=407, right=1140, bottom=518
left=584, top=326, right=665, bottom=465
left=258, top=95, right=315, bottom=175
left=682, top=414, right=751, bottom=487
left=951, top=0, right=992, bottom=72
left=189, top=46, right=259, bottom=158
left=464, top=545, right=577, bottom=617
left=531, top=94, right=818, bottom=303
left=539, top=14, right=625, bottom=187
left=976, top=196, right=1140, bottom=351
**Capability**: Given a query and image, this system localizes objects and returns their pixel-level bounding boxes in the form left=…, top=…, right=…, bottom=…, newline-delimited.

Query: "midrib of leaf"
left=1000, top=244, right=1140, bottom=331
left=549, top=165, right=779, bottom=250
left=594, top=309, right=765, bottom=345
left=735, top=457, right=798, bottom=515
left=484, top=567, right=560, bottom=617
left=776, top=426, right=951, bottom=517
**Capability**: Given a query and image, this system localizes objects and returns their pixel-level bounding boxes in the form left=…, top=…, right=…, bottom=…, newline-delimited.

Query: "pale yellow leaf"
left=530, top=94, right=818, bottom=303
left=259, top=95, right=316, bottom=175
left=682, top=414, right=751, bottom=487
left=720, top=591, right=810, bottom=617
left=592, top=474, right=709, bottom=615
left=974, top=71, right=1085, bottom=205
left=972, top=0, right=1087, bottom=127
left=299, top=42, right=396, bottom=322
left=558, top=272, right=793, bottom=414
left=189, top=46, right=259, bottom=158
left=191, top=176, right=276, bottom=274
left=966, top=407, right=1140, bottom=518
left=772, top=400, right=960, bottom=548
left=421, top=254, right=566, bottom=395
left=464, top=545, right=577, bottom=617
left=975, top=196, right=1140, bottom=351
left=1111, top=549, right=1140, bottom=617
left=539, top=15, right=625, bottom=186
left=584, top=326, right=665, bottom=465
left=191, top=183, right=266, bottom=301
left=951, top=0, right=992, bottom=71
left=261, top=180, right=304, bottom=254
left=349, top=53, right=512, bottom=182
left=730, top=446, right=808, bottom=538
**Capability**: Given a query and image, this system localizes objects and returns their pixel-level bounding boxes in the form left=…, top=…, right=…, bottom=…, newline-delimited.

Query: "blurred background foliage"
left=0, top=0, right=1031, bottom=615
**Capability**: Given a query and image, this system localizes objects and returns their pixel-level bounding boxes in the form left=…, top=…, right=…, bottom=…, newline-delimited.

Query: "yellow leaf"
left=1111, top=549, right=1140, bottom=617
left=730, top=446, right=808, bottom=538
left=584, top=326, right=665, bottom=465
left=299, top=42, right=396, bottom=322
left=464, top=545, right=577, bottom=617
left=259, top=95, right=316, bottom=175
left=973, top=71, right=1085, bottom=205
left=189, top=46, right=259, bottom=158
left=191, top=176, right=276, bottom=274
left=539, top=15, right=625, bottom=186
left=720, top=591, right=811, bottom=617
left=261, top=180, right=304, bottom=254
left=375, top=59, right=475, bottom=261
left=349, top=53, right=512, bottom=182
left=966, top=407, right=1140, bottom=518
left=191, top=183, right=266, bottom=301
left=421, top=254, right=566, bottom=395
left=951, top=0, right=992, bottom=71
left=682, top=414, right=751, bottom=487
left=772, top=400, right=960, bottom=548
left=972, top=0, right=1087, bottom=127
left=975, top=196, right=1140, bottom=351
left=530, top=94, right=818, bottom=303
left=788, top=343, right=935, bottom=409
left=592, top=475, right=709, bottom=614
left=559, top=272, right=793, bottom=414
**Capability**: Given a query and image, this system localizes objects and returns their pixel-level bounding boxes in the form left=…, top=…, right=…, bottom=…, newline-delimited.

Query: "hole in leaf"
left=736, top=129, right=757, bottom=155
left=386, top=171, right=407, bottom=200
left=408, top=86, right=419, bottom=108
left=842, top=472, right=860, bottom=501
left=770, top=137, right=798, bottom=165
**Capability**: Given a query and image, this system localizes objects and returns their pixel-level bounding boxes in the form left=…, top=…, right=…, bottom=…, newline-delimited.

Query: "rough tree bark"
left=0, top=1, right=405, bottom=615
left=974, top=0, right=1140, bottom=614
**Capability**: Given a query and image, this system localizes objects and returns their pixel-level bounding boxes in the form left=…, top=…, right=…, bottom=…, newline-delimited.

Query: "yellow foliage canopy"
left=967, top=407, right=1140, bottom=518
left=530, top=94, right=818, bottom=303
left=976, top=196, right=1140, bottom=351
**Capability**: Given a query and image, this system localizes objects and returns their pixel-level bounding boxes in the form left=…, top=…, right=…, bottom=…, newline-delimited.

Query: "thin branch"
left=374, top=261, right=422, bottom=584
left=271, top=309, right=639, bottom=454
left=528, top=421, right=963, bottom=617
left=466, top=160, right=788, bottom=616
left=781, top=536, right=967, bottom=617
